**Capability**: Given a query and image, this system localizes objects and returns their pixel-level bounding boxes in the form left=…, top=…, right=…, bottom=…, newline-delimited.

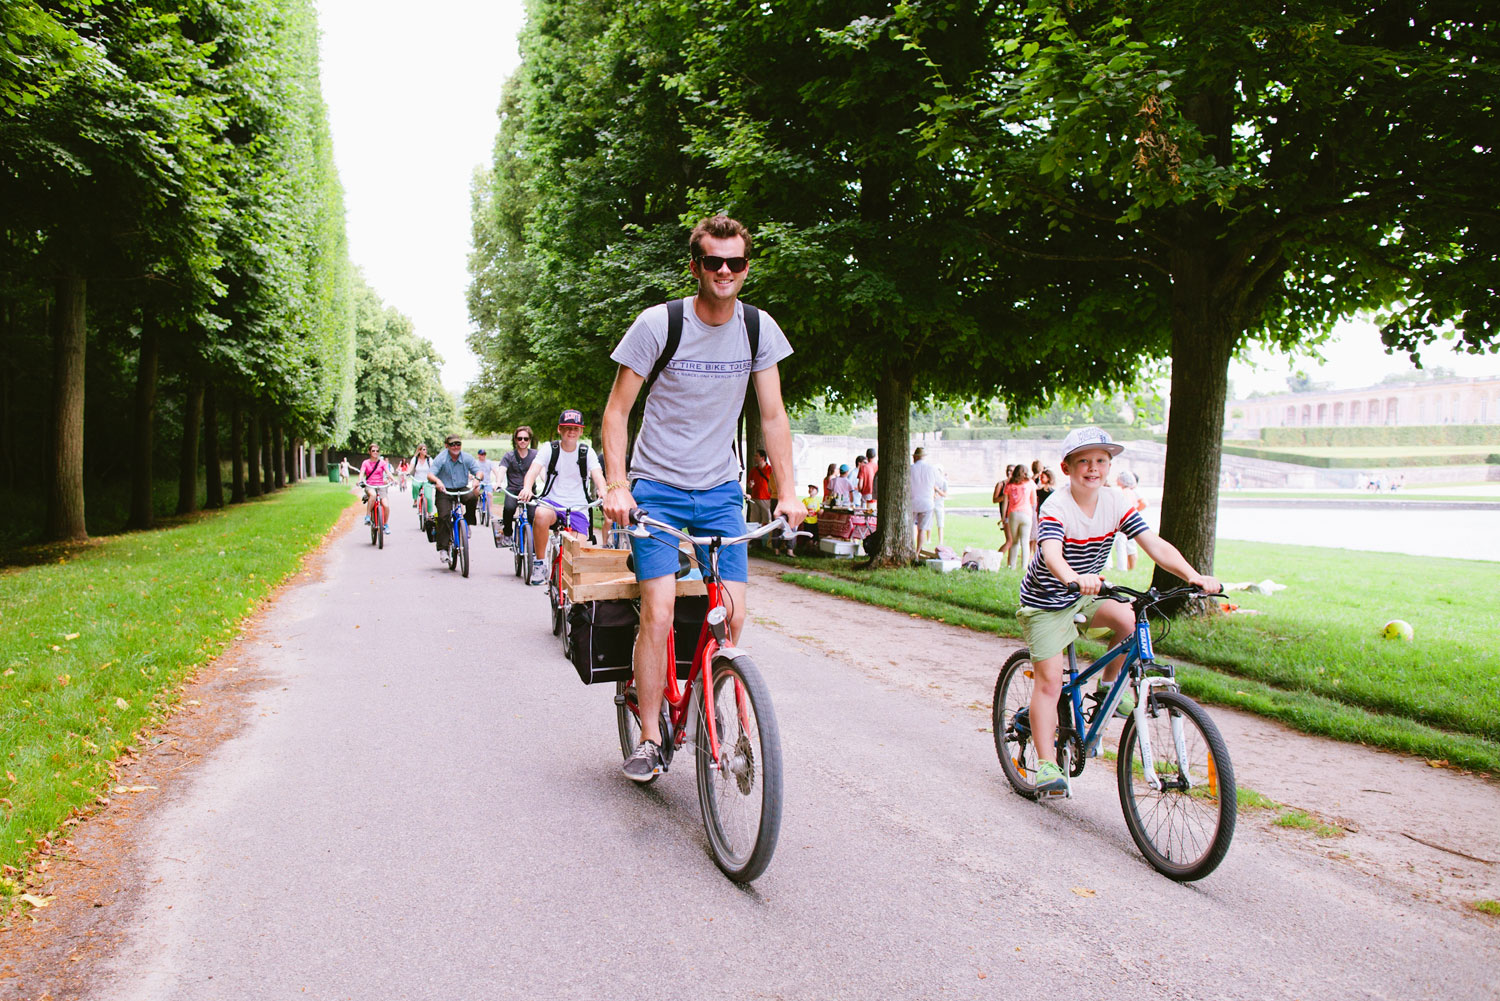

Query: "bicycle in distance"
left=434, top=486, right=473, bottom=578
left=538, top=498, right=604, bottom=648
left=360, top=481, right=389, bottom=549
left=475, top=482, right=492, bottom=529
left=993, top=581, right=1236, bottom=881
left=613, top=510, right=802, bottom=883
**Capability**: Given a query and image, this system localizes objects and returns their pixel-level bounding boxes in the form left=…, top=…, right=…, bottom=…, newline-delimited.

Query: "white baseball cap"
left=1060, top=426, right=1124, bottom=462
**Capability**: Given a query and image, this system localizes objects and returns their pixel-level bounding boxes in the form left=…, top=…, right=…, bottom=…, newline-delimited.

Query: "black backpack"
left=540, top=441, right=592, bottom=500
left=639, top=298, right=761, bottom=471
left=641, top=298, right=761, bottom=398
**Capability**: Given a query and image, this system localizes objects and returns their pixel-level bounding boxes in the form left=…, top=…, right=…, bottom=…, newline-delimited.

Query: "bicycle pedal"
left=1040, top=784, right=1072, bottom=800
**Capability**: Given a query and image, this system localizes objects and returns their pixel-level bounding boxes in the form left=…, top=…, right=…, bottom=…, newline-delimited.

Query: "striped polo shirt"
left=1019, top=482, right=1149, bottom=609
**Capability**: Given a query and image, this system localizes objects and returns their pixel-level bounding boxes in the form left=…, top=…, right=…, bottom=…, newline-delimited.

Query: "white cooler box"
left=818, top=538, right=860, bottom=558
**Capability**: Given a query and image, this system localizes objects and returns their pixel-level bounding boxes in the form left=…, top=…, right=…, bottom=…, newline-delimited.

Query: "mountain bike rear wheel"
left=695, top=654, right=782, bottom=883
left=994, top=649, right=1041, bottom=800
left=1117, top=689, right=1236, bottom=881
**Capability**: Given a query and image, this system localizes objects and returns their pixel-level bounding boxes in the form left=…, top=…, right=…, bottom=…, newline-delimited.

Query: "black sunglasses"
left=514, top=435, right=530, bottom=441
left=694, top=255, right=748, bottom=273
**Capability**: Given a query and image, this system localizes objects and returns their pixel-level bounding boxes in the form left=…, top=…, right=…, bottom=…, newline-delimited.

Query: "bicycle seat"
left=623, top=549, right=693, bottom=579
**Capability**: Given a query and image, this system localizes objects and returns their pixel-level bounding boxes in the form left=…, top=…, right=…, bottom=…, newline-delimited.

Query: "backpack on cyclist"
left=540, top=440, right=597, bottom=542
left=639, top=298, right=761, bottom=472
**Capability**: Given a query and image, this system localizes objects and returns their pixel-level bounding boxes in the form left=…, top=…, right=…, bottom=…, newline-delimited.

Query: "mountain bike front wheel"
left=695, top=654, right=783, bottom=883
left=1117, top=689, right=1236, bottom=881
left=993, top=649, right=1041, bottom=800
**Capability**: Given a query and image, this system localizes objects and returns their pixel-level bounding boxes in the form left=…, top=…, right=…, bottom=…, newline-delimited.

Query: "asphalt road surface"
left=84, top=504, right=1496, bottom=1000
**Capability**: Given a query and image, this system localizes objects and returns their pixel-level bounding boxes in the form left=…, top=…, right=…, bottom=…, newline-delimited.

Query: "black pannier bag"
left=567, top=599, right=638, bottom=685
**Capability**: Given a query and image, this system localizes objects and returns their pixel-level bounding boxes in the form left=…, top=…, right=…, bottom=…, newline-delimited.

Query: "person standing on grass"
left=862, top=447, right=878, bottom=506
left=1001, top=465, right=1036, bottom=570
left=909, top=447, right=942, bottom=554
left=747, top=449, right=775, bottom=525
left=602, top=214, right=802, bottom=783
left=1018, top=427, right=1219, bottom=796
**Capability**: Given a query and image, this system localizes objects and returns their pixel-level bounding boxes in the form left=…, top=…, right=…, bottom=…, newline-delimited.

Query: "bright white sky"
left=315, top=1, right=1497, bottom=401
left=316, top=0, right=527, bottom=396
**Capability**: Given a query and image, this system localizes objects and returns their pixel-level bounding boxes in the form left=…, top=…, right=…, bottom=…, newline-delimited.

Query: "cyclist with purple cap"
left=518, top=409, right=608, bottom=585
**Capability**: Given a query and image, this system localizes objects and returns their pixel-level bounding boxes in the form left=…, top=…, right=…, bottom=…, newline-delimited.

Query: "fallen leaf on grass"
left=2, top=669, right=13, bottom=676
left=20, top=893, right=53, bottom=909
left=1426, top=759, right=1450, bottom=769
left=115, top=698, right=130, bottom=710
left=64, top=633, right=80, bottom=641
left=56, top=674, right=70, bottom=687
left=112, top=786, right=158, bottom=794
left=1070, top=887, right=1097, bottom=898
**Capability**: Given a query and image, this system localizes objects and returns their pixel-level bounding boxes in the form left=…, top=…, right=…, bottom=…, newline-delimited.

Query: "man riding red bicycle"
left=602, top=214, right=803, bottom=782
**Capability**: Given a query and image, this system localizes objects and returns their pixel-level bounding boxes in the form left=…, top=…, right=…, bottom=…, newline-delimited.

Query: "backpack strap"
left=642, top=298, right=685, bottom=399
left=577, top=443, right=592, bottom=501
left=735, top=304, right=761, bottom=472
left=541, top=440, right=562, bottom=497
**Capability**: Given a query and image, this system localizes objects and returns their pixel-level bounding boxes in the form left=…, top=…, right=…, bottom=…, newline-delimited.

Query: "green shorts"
left=1017, top=596, right=1106, bottom=661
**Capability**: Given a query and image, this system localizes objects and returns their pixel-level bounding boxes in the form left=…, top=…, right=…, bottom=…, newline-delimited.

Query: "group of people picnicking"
left=993, top=458, right=1145, bottom=571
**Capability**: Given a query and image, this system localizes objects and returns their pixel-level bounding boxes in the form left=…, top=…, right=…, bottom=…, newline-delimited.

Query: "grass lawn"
left=773, top=513, right=1500, bottom=771
left=0, top=482, right=353, bottom=881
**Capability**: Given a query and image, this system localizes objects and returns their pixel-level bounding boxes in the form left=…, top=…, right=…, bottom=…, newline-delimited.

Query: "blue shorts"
left=629, top=479, right=748, bottom=583
left=539, top=498, right=590, bottom=535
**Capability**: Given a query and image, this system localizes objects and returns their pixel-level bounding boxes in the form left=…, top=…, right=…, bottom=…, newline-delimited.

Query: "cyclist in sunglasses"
left=498, top=425, right=537, bottom=547
left=602, top=214, right=803, bottom=782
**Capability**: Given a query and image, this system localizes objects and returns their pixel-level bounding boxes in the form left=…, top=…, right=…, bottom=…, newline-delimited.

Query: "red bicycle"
left=615, top=510, right=794, bottom=882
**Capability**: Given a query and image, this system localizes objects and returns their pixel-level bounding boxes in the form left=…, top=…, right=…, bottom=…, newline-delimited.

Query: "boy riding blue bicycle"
left=1019, top=426, right=1219, bottom=796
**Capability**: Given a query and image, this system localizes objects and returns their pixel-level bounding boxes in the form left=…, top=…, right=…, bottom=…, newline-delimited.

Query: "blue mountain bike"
left=435, top=486, right=472, bottom=578
left=993, top=582, right=1235, bottom=881
left=502, top=488, right=534, bottom=581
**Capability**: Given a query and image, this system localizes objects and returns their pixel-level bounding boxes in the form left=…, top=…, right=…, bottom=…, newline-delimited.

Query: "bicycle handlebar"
left=1065, top=581, right=1223, bottom=603
left=628, top=509, right=799, bottom=547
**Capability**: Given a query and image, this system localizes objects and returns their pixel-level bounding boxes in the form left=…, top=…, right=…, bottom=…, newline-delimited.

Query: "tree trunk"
left=127, top=321, right=160, bottom=530
left=45, top=271, right=87, bottom=542
left=177, top=380, right=204, bottom=514
left=0, top=297, right=16, bottom=489
left=1151, top=250, right=1239, bottom=595
left=260, top=415, right=273, bottom=492
left=871, top=360, right=916, bottom=566
left=272, top=423, right=285, bottom=489
left=286, top=436, right=298, bottom=485
left=247, top=410, right=262, bottom=498
left=230, top=397, right=246, bottom=503
left=203, top=382, right=222, bottom=509
left=317, top=445, right=328, bottom=476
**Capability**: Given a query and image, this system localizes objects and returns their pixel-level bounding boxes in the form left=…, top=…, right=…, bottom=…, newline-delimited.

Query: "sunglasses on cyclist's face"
left=514, top=436, right=529, bottom=442
left=694, top=255, right=748, bottom=274
left=447, top=442, right=462, bottom=450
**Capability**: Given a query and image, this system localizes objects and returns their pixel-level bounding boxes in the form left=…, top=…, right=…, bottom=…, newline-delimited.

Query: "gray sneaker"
left=529, top=560, right=548, bottom=586
left=622, top=739, right=664, bottom=782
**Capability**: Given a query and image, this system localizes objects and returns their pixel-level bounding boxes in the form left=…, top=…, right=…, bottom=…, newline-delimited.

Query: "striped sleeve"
left=1119, top=510, right=1149, bottom=538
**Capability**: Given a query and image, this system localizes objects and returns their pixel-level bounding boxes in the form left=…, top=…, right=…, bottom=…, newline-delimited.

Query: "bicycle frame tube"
left=1066, top=633, right=1139, bottom=756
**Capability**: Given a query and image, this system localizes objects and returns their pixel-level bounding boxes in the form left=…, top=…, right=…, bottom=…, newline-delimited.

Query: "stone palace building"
left=1225, top=375, right=1500, bottom=435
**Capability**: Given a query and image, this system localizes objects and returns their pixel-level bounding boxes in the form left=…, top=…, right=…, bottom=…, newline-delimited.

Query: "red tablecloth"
left=818, top=509, right=875, bottom=540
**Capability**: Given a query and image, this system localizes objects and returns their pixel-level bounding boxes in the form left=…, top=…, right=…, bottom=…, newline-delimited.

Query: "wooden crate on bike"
left=560, top=533, right=707, bottom=602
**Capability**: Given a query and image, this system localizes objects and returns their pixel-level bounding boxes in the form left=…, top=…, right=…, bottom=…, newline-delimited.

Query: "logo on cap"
left=557, top=409, right=584, bottom=427
left=1060, top=426, right=1124, bottom=461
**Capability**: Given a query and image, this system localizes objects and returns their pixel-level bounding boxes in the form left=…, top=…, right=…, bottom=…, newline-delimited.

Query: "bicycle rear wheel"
left=993, top=649, right=1041, bottom=800
left=1117, top=688, right=1236, bottom=881
left=548, top=563, right=564, bottom=635
left=695, top=654, right=782, bottom=883
left=615, top=681, right=659, bottom=785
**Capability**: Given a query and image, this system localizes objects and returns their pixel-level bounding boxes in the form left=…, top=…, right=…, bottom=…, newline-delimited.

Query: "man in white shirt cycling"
left=518, top=409, right=609, bottom=585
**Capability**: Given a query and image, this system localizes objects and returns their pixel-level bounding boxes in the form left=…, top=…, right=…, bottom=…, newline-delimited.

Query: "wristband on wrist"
left=605, top=480, right=630, bottom=492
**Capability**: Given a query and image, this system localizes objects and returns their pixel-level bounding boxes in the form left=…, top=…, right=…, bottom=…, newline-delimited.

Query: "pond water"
left=1213, top=504, right=1500, bottom=563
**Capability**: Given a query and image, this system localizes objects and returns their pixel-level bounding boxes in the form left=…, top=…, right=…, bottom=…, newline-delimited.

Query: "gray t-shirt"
left=611, top=297, right=792, bottom=490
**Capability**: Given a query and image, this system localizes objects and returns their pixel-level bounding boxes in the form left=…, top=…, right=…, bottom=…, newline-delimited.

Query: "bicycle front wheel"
left=459, top=523, right=470, bottom=578
left=993, top=649, right=1041, bottom=800
left=695, top=654, right=783, bottom=883
left=548, top=568, right=564, bottom=636
left=376, top=516, right=383, bottom=549
left=1117, top=689, right=1236, bottom=881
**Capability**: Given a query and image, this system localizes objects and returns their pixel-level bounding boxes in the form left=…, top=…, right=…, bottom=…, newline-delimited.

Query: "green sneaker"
left=1033, top=759, right=1069, bottom=795
left=1115, top=689, right=1135, bottom=718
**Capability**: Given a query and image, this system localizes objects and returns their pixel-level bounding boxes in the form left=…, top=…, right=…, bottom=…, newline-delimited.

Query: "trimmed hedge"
left=1262, top=424, right=1500, bottom=447
left=939, top=424, right=1162, bottom=442
left=1223, top=444, right=1500, bottom=468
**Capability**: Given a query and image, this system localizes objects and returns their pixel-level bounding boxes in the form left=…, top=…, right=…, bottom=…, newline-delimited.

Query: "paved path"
left=60, top=506, right=1500, bottom=999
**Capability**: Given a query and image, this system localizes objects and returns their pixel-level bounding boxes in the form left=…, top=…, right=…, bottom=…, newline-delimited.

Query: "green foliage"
left=1262, top=425, right=1500, bottom=448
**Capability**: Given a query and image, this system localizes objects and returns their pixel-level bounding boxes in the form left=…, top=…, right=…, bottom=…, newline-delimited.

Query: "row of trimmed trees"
left=466, top=0, right=1496, bottom=576
left=1, top=0, right=357, bottom=540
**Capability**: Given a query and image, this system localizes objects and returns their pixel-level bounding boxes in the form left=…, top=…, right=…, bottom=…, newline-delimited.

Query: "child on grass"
left=1018, top=427, right=1219, bottom=795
